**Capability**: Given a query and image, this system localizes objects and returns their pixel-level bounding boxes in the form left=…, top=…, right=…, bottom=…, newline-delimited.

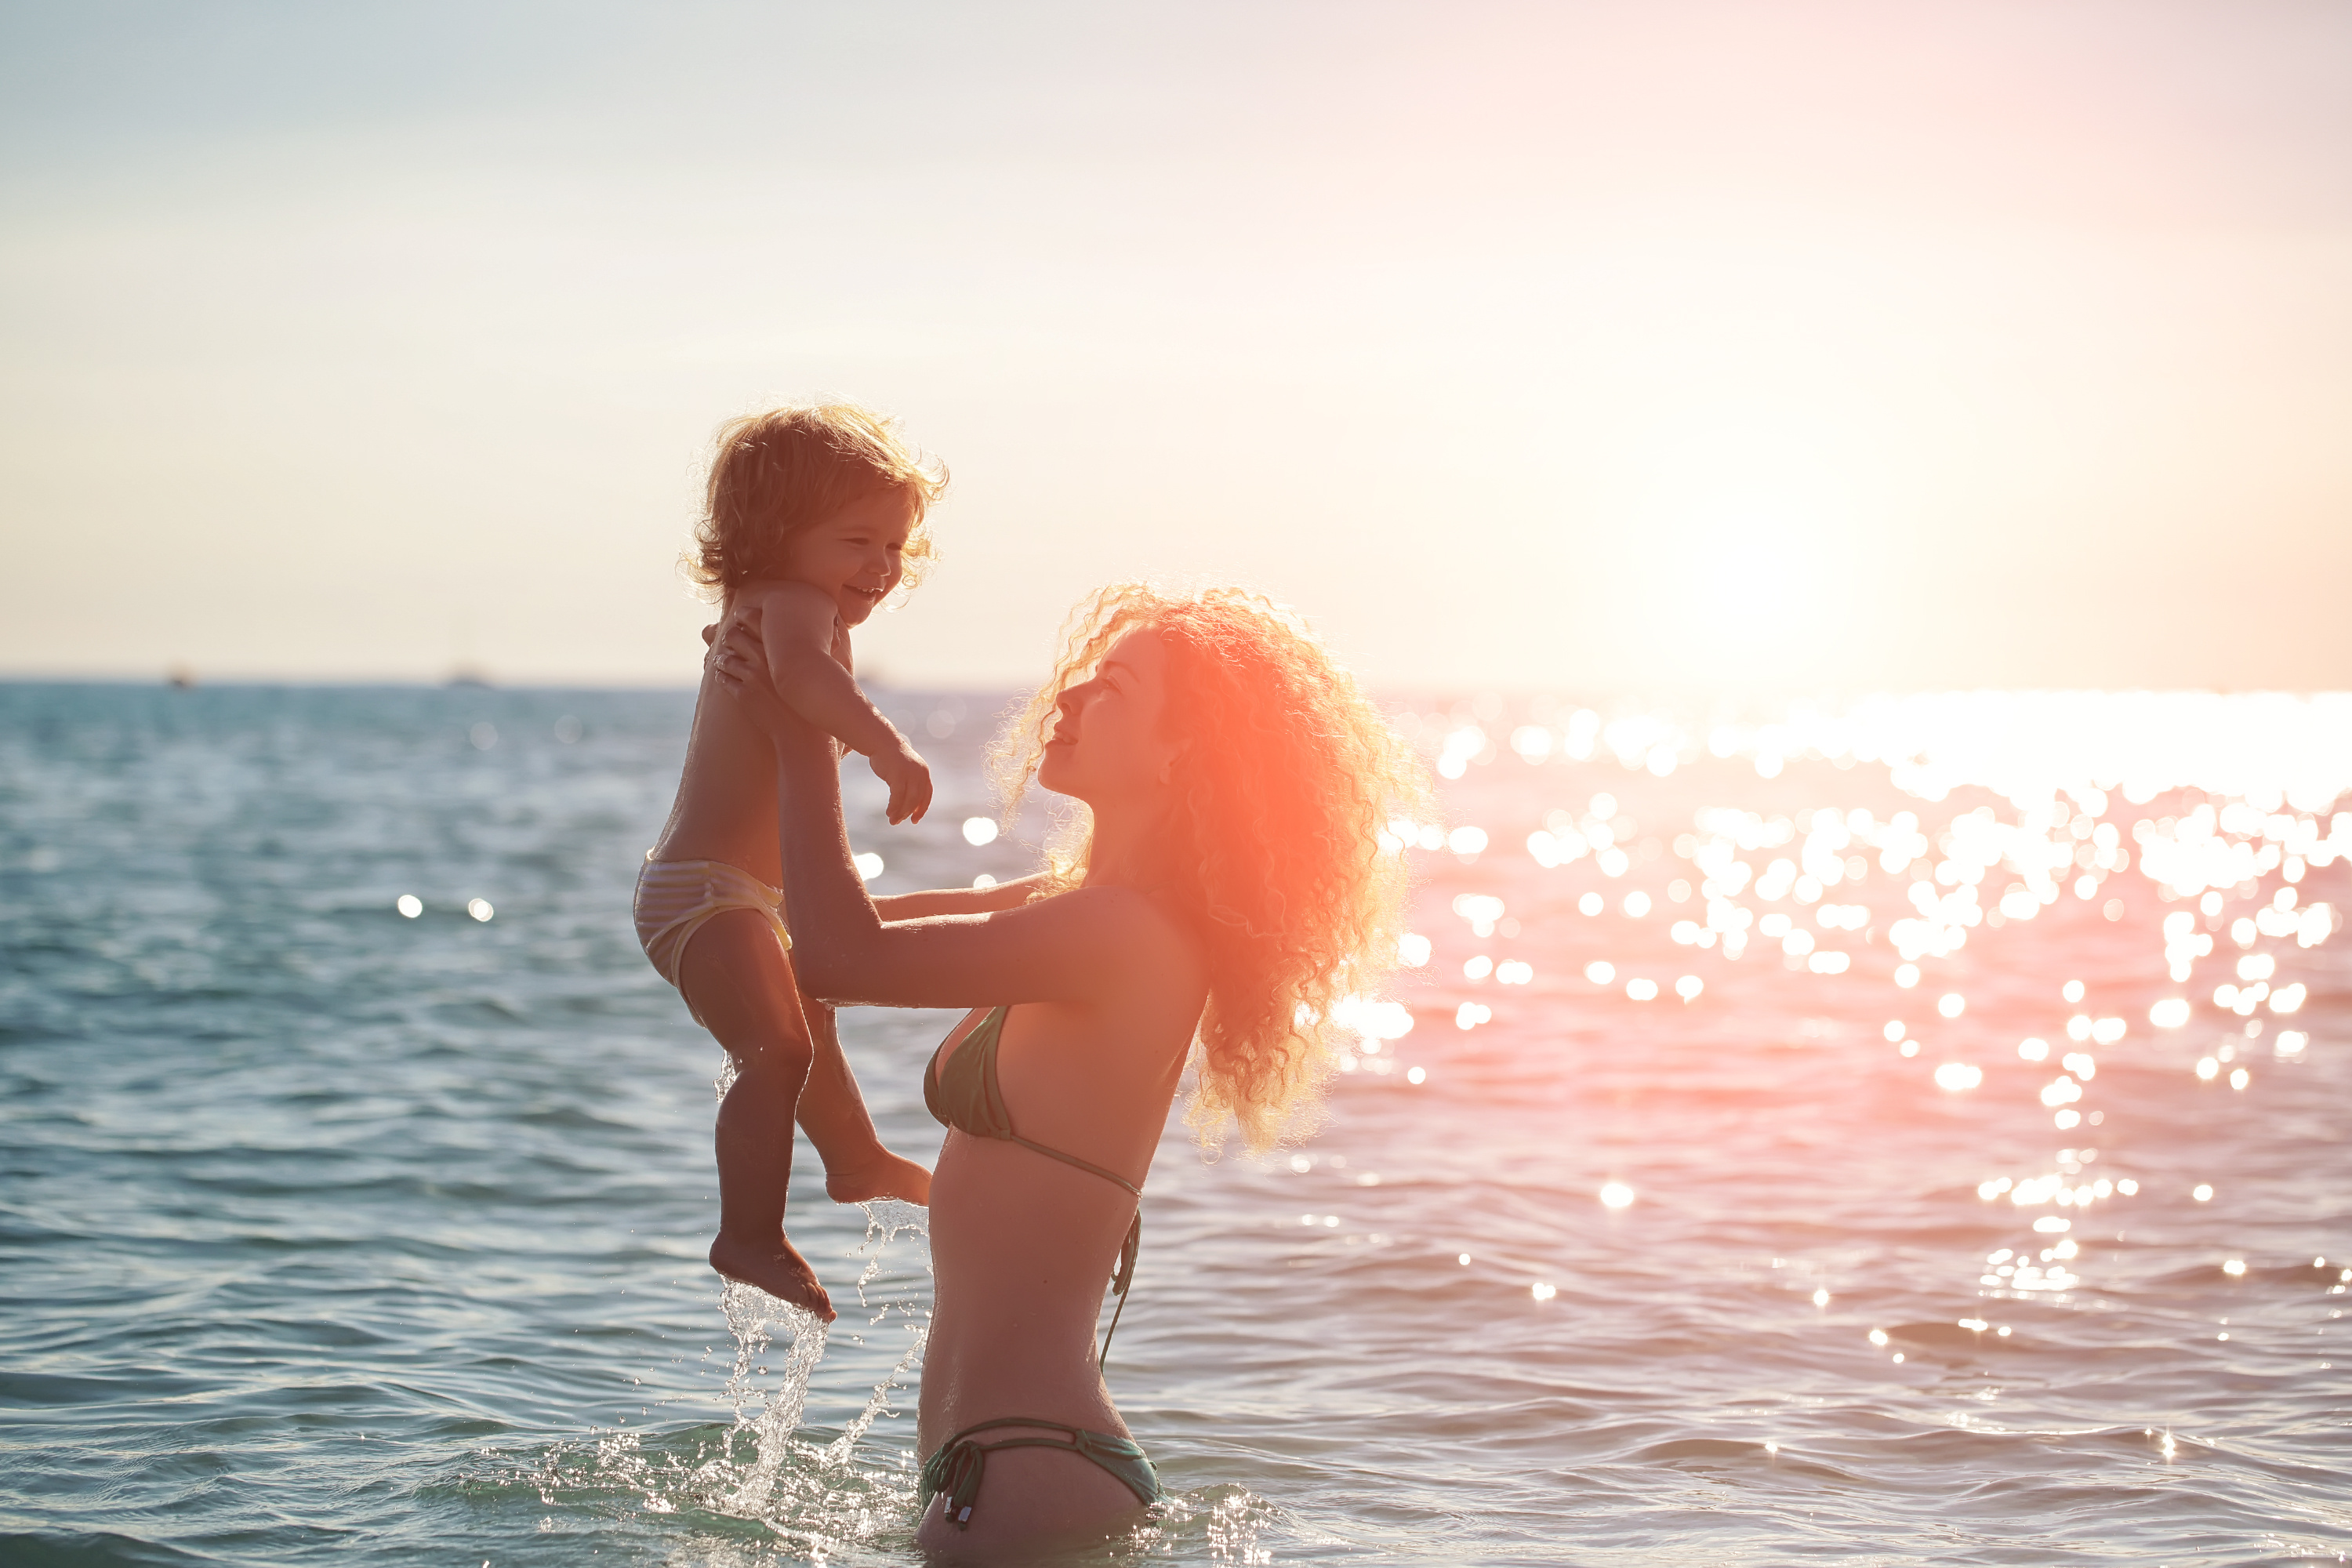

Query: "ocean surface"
left=3, top=680, right=2349, bottom=1567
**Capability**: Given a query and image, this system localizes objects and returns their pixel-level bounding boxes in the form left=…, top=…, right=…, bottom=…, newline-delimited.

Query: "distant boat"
left=167, top=665, right=197, bottom=689
left=445, top=666, right=493, bottom=689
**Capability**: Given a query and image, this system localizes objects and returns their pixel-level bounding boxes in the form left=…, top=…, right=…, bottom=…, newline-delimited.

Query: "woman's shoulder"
left=1032, top=883, right=1209, bottom=992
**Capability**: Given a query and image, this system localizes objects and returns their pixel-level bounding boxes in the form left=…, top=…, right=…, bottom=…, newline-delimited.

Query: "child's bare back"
left=651, top=629, right=788, bottom=878
left=652, top=570, right=928, bottom=910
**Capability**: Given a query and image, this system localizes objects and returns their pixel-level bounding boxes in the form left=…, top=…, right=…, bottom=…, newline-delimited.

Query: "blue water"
left=3, top=681, right=2348, bottom=1566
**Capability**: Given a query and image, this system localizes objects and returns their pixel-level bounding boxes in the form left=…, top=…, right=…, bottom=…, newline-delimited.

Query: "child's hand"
left=870, top=742, right=933, bottom=826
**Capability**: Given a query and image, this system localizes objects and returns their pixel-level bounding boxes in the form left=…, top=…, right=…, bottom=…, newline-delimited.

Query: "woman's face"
left=1036, top=628, right=1184, bottom=810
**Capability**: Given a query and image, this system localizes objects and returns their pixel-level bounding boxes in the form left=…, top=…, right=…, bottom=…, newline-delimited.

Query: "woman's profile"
left=712, top=583, right=1426, bottom=1555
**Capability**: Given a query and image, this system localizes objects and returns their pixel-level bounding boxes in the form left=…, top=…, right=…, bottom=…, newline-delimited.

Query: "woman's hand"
left=705, top=610, right=793, bottom=732
left=707, top=611, right=840, bottom=773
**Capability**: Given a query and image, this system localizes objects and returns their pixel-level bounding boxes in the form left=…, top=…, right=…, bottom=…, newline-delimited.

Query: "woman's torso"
left=918, top=977, right=1201, bottom=1456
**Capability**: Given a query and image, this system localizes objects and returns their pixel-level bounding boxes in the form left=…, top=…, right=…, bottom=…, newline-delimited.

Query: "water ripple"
left=3, top=683, right=2348, bottom=1563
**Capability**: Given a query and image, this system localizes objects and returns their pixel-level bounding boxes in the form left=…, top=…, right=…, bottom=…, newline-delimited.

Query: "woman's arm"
left=873, top=872, right=1051, bottom=921
left=710, top=626, right=1170, bottom=1011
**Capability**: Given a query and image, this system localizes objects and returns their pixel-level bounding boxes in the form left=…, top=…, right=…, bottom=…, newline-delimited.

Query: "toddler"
left=633, top=402, right=941, bottom=1319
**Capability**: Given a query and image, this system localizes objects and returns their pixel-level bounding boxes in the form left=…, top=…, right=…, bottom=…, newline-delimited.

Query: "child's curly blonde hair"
left=992, top=584, right=1431, bottom=1152
left=688, top=402, right=947, bottom=598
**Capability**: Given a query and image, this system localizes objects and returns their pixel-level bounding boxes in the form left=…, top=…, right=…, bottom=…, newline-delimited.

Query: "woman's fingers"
left=704, top=635, right=749, bottom=689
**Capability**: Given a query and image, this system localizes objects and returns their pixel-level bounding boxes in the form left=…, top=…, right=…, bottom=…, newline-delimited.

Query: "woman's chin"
left=1037, top=753, right=1106, bottom=808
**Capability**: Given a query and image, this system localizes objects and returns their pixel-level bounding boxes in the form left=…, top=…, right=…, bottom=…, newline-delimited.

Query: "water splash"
left=472, top=1200, right=936, bottom=1558
left=715, top=1282, right=830, bottom=1515
left=818, top=1201, right=931, bottom=1468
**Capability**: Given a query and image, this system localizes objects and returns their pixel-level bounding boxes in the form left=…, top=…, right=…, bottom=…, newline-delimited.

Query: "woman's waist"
left=927, top=1260, right=1121, bottom=1350
left=917, top=1314, right=1124, bottom=1451
left=922, top=1237, right=1135, bottom=1406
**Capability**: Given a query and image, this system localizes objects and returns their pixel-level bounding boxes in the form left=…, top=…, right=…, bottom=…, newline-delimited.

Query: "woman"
left=710, top=583, right=1425, bottom=1555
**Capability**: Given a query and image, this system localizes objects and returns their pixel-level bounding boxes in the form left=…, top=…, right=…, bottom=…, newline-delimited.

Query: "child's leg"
left=795, top=1002, right=932, bottom=1207
left=674, top=909, right=833, bottom=1320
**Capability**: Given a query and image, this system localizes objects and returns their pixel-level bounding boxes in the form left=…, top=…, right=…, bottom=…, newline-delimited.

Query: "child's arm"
left=744, top=581, right=902, bottom=756
left=873, top=873, right=1051, bottom=921
left=740, top=583, right=933, bottom=825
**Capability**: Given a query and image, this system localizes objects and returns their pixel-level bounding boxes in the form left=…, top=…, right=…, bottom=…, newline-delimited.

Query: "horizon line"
left=6, top=673, right=2351, bottom=705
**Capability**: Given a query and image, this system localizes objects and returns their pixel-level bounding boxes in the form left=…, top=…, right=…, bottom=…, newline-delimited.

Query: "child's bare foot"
left=709, top=1233, right=836, bottom=1321
left=825, top=1148, right=932, bottom=1207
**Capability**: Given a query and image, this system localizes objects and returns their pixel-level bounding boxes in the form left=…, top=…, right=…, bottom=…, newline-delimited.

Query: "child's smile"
left=781, top=488, right=919, bottom=627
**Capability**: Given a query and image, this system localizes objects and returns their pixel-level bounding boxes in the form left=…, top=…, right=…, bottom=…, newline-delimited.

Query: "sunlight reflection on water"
left=3, top=683, right=2348, bottom=1565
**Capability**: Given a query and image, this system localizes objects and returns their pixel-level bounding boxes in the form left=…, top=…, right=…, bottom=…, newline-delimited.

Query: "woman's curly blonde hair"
left=991, top=584, right=1431, bottom=1152
left=688, top=402, right=947, bottom=598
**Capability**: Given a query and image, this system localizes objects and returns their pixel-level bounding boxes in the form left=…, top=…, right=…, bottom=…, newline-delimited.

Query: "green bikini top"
left=926, top=1006, right=1144, bottom=1196
left=926, top=1004, right=1145, bottom=1365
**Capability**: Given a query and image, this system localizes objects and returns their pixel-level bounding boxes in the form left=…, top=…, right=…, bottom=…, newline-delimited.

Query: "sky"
left=3, top=1, right=2349, bottom=695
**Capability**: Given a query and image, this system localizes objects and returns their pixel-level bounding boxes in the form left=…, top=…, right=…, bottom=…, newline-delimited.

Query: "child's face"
left=779, top=487, right=917, bottom=627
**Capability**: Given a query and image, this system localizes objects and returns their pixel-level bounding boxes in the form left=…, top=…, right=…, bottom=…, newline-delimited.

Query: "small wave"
left=0, top=1528, right=216, bottom=1567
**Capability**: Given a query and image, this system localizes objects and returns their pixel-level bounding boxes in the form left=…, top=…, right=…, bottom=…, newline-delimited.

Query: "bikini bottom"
left=631, top=857, right=792, bottom=1026
left=919, top=1417, right=1161, bottom=1530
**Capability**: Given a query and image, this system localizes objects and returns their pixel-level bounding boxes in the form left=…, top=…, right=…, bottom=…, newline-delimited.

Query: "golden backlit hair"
left=992, top=584, right=1431, bottom=1152
left=688, top=402, right=947, bottom=598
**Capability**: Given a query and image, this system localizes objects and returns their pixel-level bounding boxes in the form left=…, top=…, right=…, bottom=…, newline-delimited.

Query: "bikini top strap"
left=1111, top=1210, right=1141, bottom=1298
left=1004, top=1132, right=1144, bottom=1196
left=1098, top=1210, right=1144, bottom=1370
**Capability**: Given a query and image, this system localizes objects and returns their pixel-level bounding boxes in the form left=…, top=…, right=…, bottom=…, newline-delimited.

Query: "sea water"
left=2, top=681, right=2347, bottom=1566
